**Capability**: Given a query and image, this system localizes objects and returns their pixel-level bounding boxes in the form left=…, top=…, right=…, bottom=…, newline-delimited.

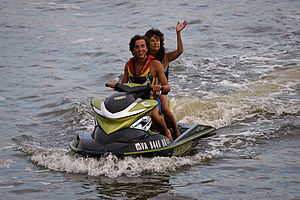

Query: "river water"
left=1, top=0, right=299, bottom=199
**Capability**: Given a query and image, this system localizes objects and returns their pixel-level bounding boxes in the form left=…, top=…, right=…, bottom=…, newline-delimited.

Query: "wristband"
left=161, top=85, right=168, bottom=95
left=161, top=85, right=164, bottom=92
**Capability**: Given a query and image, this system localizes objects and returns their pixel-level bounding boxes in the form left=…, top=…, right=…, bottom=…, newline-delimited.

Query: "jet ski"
left=69, top=83, right=216, bottom=157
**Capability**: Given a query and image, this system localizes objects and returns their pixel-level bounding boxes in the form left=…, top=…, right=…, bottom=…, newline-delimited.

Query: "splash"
left=0, top=159, right=16, bottom=169
left=15, top=67, right=299, bottom=178
left=172, top=67, right=300, bottom=129
left=16, top=143, right=221, bottom=178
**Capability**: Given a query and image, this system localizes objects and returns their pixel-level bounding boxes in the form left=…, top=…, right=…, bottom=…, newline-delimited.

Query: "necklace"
left=133, top=57, right=148, bottom=77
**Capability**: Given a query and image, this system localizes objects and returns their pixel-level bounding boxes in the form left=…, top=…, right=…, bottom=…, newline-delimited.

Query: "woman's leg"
left=151, top=106, right=172, bottom=140
left=159, top=95, right=181, bottom=137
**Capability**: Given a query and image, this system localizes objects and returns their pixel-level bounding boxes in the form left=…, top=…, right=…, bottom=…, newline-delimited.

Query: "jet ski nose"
left=71, top=135, right=80, bottom=148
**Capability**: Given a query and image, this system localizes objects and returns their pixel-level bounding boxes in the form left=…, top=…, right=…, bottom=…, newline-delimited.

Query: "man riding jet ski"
left=69, top=83, right=216, bottom=157
left=70, top=34, right=216, bottom=157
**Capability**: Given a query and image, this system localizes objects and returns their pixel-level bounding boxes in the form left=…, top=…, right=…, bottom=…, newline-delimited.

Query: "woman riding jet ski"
left=69, top=35, right=216, bottom=157
left=69, top=83, right=216, bottom=157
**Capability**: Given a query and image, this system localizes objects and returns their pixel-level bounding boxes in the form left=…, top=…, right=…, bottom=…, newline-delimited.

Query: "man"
left=107, top=35, right=172, bottom=140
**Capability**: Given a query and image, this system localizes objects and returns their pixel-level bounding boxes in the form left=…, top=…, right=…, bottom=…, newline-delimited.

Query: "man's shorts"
left=154, top=98, right=162, bottom=114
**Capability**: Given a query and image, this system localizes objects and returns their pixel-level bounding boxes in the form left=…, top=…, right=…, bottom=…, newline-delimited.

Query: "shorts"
left=154, top=98, right=162, bottom=114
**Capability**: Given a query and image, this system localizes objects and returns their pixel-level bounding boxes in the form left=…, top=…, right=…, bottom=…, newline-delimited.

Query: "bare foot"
left=165, top=129, right=173, bottom=141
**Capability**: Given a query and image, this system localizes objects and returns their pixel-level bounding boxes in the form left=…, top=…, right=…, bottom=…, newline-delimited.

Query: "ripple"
left=24, top=2, right=81, bottom=11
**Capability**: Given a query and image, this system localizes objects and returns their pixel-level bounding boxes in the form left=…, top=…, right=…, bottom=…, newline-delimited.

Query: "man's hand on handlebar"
left=106, top=82, right=117, bottom=88
left=152, top=84, right=163, bottom=92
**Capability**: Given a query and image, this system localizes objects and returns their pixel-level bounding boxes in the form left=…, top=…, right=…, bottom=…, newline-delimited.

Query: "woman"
left=145, top=20, right=187, bottom=138
left=107, top=35, right=173, bottom=140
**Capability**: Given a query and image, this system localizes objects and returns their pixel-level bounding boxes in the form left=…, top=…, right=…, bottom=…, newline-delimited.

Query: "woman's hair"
left=129, top=35, right=149, bottom=56
left=145, top=28, right=165, bottom=54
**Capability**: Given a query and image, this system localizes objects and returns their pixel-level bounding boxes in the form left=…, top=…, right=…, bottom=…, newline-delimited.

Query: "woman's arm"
left=166, top=20, right=187, bottom=62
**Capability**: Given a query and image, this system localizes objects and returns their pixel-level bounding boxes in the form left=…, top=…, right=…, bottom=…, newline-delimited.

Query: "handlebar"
left=105, top=82, right=168, bottom=96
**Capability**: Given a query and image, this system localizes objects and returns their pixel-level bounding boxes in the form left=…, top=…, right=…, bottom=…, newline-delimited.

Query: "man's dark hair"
left=129, top=35, right=149, bottom=56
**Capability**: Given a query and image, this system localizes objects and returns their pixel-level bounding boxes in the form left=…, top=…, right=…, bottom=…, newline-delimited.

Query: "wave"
left=172, top=66, right=300, bottom=129
left=24, top=2, right=81, bottom=11
left=15, top=143, right=220, bottom=178
left=13, top=66, right=299, bottom=178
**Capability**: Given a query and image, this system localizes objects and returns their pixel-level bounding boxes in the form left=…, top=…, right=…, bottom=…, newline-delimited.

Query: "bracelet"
left=161, top=85, right=164, bottom=92
left=161, top=85, right=168, bottom=95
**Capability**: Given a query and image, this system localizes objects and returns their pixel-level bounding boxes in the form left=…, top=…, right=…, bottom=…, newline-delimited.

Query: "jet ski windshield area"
left=104, top=92, right=135, bottom=113
left=114, top=83, right=151, bottom=99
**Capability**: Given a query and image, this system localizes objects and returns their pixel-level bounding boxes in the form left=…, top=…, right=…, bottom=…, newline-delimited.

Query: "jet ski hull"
left=69, top=124, right=216, bottom=157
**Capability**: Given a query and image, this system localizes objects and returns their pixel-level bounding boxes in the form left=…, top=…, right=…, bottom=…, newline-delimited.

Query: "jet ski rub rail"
left=174, top=124, right=200, bottom=143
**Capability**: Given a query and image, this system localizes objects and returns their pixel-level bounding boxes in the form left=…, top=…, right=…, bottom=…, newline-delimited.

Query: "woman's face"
left=133, top=39, right=148, bottom=59
left=148, top=35, right=160, bottom=51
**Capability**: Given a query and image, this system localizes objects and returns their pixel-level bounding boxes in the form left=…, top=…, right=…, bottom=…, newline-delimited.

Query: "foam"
left=0, top=144, right=15, bottom=152
left=15, top=143, right=221, bottom=178
left=172, top=67, right=300, bottom=129
left=73, top=38, right=94, bottom=44
left=16, top=67, right=299, bottom=178
left=219, top=80, right=243, bottom=89
left=0, top=159, right=15, bottom=169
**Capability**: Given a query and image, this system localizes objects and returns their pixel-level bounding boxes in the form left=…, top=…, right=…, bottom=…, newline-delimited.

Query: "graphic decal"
left=135, top=142, right=148, bottom=151
left=135, top=139, right=170, bottom=151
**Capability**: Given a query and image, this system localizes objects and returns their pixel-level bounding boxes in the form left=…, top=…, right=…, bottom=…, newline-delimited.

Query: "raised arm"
left=166, top=20, right=187, bottom=62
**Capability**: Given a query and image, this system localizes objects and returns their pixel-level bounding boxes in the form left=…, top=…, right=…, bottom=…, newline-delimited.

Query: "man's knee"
left=151, top=107, right=160, bottom=118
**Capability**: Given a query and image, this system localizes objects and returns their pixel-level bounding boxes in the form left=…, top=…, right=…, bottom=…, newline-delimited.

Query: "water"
left=1, top=0, right=299, bottom=199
